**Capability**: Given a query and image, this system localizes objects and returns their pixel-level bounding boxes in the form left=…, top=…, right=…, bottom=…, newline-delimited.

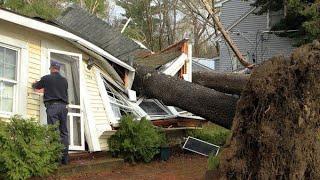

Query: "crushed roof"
left=56, top=6, right=189, bottom=68
left=135, top=39, right=188, bottom=68
left=55, top=5, right=150, bottom=64
left=135, top=50, right=182, bottom=69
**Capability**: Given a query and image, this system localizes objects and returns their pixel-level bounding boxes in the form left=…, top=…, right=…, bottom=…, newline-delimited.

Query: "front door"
left=50, top=52, right=84, bottom=151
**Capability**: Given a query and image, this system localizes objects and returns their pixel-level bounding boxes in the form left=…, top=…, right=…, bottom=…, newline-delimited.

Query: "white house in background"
left=192, top=57, right=218, bottom=72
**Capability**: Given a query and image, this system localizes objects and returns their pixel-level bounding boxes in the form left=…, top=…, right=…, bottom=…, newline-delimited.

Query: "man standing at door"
left=32, top=61, right=69, bottom=165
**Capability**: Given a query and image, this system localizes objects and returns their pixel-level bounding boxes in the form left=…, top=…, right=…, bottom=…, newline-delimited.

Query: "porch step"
left=69, top=151, right=112, bottom=161
left=56, top=157, right=124, bottom=176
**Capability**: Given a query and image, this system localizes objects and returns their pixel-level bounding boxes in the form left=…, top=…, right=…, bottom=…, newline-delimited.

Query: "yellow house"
left=0, top=6, right=199, bottom=153
left=0, top=7, right=145, bottom=152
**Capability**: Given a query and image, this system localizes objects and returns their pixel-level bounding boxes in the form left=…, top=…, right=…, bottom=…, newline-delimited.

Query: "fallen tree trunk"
left=192, top=71, right=249, bottom=95
left=207, top=41, right=320, bottom=179
left=133, top=64, right=238, bottom=129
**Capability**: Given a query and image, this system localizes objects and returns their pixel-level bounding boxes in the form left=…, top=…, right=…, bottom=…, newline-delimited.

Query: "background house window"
left=0, top=46, right=18, bottom=114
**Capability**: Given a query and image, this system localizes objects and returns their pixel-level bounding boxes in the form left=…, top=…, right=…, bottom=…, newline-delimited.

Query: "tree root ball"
left=209, top=41, right=320, bottom=179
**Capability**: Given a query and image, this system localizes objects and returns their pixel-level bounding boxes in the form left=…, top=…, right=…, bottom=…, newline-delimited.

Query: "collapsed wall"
left=209, top=41, right=320, bottom=179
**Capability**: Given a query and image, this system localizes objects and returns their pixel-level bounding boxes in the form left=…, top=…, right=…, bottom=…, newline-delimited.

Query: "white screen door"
left=50, top=52, right=84, bottom=151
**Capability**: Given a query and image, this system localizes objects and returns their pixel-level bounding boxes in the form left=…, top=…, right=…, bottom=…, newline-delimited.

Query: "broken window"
left=139, top=99, right=172, bottom=117
left=174, top=107, right=186, bottom=113
left=101, top=75, right=136, bottom=120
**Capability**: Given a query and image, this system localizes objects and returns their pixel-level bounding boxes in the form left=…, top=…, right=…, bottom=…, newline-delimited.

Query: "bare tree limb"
left=201, top=0, right=254, bottom=68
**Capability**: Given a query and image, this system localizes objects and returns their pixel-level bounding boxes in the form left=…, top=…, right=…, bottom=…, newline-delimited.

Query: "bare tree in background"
left=178, top=0, right=217, bottom=57
left=73, top=0, right=110, bottom=17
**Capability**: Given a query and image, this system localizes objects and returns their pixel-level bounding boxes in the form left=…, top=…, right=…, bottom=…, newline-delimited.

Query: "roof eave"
left=0, top=8, right=135, bottom=72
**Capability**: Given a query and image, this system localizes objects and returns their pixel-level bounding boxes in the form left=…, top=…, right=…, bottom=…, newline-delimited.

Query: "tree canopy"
left=0, top=0, right=109, bottom=20
left=251, top=0, right=320, bottom=45
left=0, top=0, right=67, bottom=20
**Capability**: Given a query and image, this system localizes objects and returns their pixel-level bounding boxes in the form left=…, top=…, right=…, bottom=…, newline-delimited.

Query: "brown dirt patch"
left=64, top=153, right=207, bottom=180
left=209, top=41, right=320, bottom=179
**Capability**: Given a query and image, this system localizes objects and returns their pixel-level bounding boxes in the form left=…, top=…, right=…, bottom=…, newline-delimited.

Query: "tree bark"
left=192, top=71, right=249, bottom=95
left=133, top=64, right=238, bottom=129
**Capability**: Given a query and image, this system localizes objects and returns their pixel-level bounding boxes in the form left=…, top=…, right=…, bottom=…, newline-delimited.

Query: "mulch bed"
left=64, top=152, right=208, bottom=180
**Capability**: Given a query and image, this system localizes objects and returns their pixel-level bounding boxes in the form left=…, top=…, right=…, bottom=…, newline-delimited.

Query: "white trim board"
left=162, top=54, right=187, bottom=76
left=0, top=8, right=135, bottom=72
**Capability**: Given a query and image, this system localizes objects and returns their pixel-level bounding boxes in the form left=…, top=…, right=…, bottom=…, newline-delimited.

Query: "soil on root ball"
left=208, top=41, right=320, bottom=179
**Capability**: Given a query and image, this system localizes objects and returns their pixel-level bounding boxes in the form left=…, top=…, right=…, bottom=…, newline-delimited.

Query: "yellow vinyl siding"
left=0, top=19, right=116, bottom=151
left=83, top=65, right=110, bottom=151
left=27, top=41, right=41, bottom=120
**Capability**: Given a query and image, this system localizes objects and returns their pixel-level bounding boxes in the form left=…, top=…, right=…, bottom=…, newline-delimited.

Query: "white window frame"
left=96, top=69, right=148, bottom=125
left=101, top=74, right=137, bottom=120
left=49, top=49, right=84, bottom=151
left=0, top=39, right=27, bottom=118
left=40, top=47, right=85, bottom=151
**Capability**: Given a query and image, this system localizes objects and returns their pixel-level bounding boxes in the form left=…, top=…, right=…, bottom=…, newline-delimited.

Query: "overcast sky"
left=109, top=0, right=125, bottom=19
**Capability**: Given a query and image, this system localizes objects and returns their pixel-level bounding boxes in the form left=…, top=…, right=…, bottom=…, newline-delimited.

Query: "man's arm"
left=32, top=76, right=46, bottom=90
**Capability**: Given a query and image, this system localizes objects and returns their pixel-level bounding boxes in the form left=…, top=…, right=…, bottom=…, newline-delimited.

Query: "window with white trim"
left=0, top=45, right=18, bottom=114
left=101, top=75, right=136, bottom=120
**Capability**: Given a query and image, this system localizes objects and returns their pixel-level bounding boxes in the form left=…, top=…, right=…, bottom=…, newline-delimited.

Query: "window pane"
left=5, top=48, right=17, bottom=66
left=60, top=64, right=66, bottom=77
left=4, top=64, right=16, bottom=80
left=111, top=104, right=121, bottom=119
left=73, top=116, right=82, bottom=146
left=0, top=47, right=4, bottom=63
left=0, top=82, right=14, bottom=112
left=0, top=48, right=4, bottom=78
left=2, top=82, right=13, bottom=98
left=0, top=62, right=3, bottom=78
left=139, top=101, right=169, bottom=116
left=2, top=98, right=13, bottom=112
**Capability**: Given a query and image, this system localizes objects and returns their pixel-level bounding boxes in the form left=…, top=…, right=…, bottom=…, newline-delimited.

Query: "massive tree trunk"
left=192, top=71, right=249, bottom=95
left=133, top=64, right=238, bottom=129
left=207, top=42, right=320, bottom=179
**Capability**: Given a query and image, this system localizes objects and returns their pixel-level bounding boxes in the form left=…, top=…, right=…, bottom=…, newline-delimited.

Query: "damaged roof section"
left=56, top=5, right=150, bottom=64
left=135, top=39, right=189, bottom=69
left=56, top=6, right=206, bottom=129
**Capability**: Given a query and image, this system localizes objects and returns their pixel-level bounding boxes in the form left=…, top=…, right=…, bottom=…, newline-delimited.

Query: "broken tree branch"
left=201, top=0, right=254, bottom=68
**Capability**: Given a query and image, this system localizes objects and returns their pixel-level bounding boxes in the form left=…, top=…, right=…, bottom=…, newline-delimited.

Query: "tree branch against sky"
left=72, top=0, right=110, bottom=17
left=179, top=0, right=218, bottom=57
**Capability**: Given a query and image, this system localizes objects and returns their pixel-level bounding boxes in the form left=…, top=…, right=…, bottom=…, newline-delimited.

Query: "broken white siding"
left=83, top=64, right=112, bottom=151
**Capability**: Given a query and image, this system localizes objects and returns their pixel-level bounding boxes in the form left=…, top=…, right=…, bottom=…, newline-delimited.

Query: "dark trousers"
left=46, top=103, right=69, bottom=163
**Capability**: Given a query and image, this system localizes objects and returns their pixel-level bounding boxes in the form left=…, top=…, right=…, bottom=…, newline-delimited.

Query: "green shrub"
left=208, top=153, right=220, bottom=170
left=0, top=115, right=63, bottom=180
left=187, top=123, right=231, bottom=146
left=108, top=115, right=165, bottom=163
